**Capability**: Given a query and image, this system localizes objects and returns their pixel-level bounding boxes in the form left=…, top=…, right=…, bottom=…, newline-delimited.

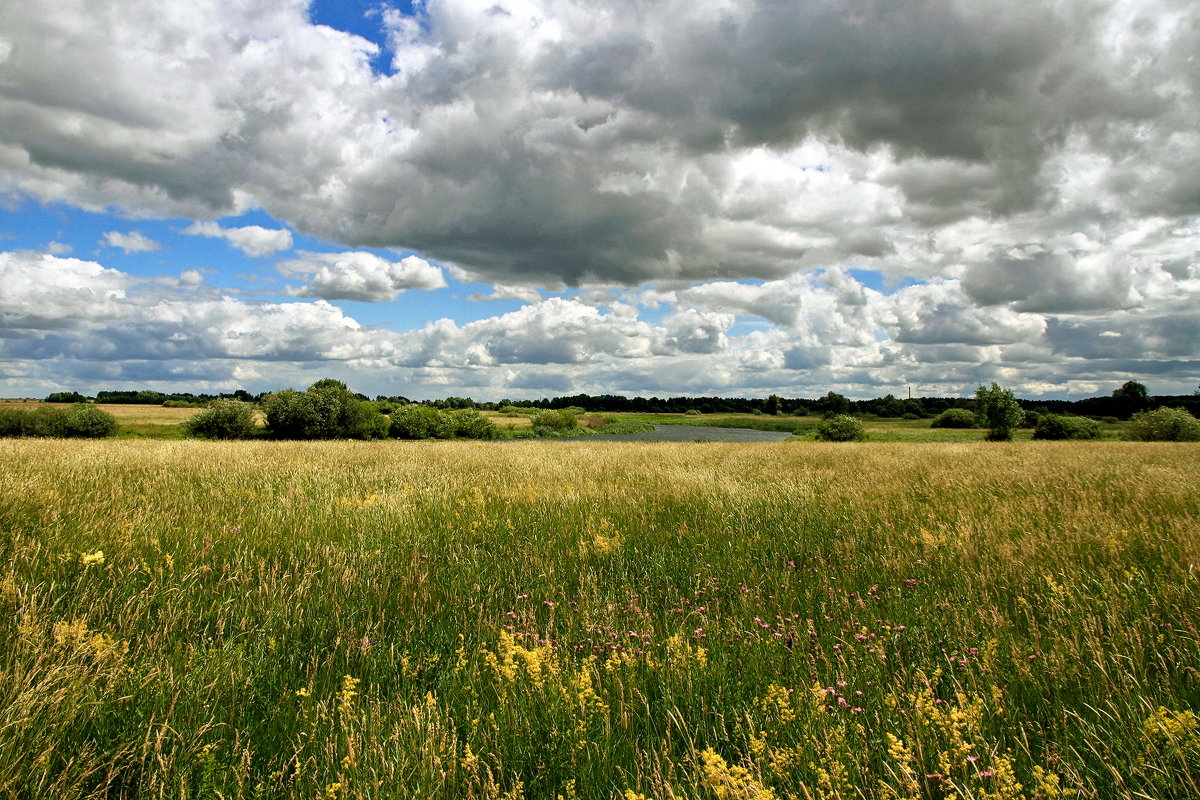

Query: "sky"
left=1, top=0, right=1198, bottom=401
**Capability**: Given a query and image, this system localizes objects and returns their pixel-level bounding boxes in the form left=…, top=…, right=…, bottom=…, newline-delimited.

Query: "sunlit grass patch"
left=0, top=440, right=1197, bottom=798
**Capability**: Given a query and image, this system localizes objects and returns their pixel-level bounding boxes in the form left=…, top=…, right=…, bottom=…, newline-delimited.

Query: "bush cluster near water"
left=389, top=405, right=497, bottom=440
left=815, top=413, right=867, bottom=441
left=531, top=408, right=583, bottom=437
left=1123, top=406, right=1200, bottom=441
left=0, top=403, right=117, bottom=438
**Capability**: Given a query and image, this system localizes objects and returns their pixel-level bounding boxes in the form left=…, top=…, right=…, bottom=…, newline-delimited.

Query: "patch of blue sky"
left=727, top=319, right=771, bottom=338
left=847, top=267, right=924, bottom=294
left=308, top=0, right=418, bottom=75
left=846, top=268, right=884, bottom=292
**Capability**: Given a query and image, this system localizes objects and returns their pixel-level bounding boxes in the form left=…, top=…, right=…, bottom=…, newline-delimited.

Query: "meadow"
left=1, top=438, right=1198, bottom=799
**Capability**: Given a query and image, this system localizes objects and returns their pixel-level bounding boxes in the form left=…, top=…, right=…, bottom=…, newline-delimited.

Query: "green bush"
left=976, top=383, right=1023, bottom=442
left=930, top=408, right=978, bottom=428
left=263, top=380, right=387, bottom=440
left=60, top=404, right=118, bottom=438
left=0, top=408, right=33, bottom=437
left=532, top=409, right=579, bottom=433
left=389, top=405, right=454, bottom=439
left=0, top=406, right=64, bottom=437
left=450, top=409, right=498, bottom=440
left=815, top=414, right=866, bottom=442
left=1, top=404, right=118, bottom=438
left=182, top=399, right=258, bottom=440
left=1033, top=414, right=1101, bottom=440
left=1123, top=407, right=1200, bottom=442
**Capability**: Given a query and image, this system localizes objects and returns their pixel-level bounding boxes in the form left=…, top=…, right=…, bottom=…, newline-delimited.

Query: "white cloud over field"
left=3, top=250, right=1198, bottom=399
left=0, top=0, right=1198, bottom=396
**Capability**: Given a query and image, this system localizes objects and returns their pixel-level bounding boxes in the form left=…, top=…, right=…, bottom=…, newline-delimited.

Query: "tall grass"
left=1, top=440, right=1198, bottom=798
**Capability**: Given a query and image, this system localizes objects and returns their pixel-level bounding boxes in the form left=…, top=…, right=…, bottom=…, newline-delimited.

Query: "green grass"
left=2, top=440, right=1199, bottom=798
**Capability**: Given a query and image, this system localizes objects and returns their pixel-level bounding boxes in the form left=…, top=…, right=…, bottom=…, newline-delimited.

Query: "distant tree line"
left=79, top=389, right=259, bottom=406
left=43, top=379, right=1200, bottom=422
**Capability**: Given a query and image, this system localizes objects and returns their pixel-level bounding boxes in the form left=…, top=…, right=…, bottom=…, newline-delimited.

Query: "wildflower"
left=80, top=550, right=105, bottom=566
left=337, top=675, right=360, bottom=715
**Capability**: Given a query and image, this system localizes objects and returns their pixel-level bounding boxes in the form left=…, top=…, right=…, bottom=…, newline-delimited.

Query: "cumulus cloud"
left=278, top=251, right=446, bottom=301
left=101, top=231, right=160, bottom=253
left=0, top=250, right=131, bottom=330
left=467, top=284, right=544, bottom=303
left=183, top=221, right=293, bottom=256
left=5, top=250, right=1200, bottom=399
left=1, top=1, right=1199, bottom=396
left=0, top=0, right=1195, bottom=287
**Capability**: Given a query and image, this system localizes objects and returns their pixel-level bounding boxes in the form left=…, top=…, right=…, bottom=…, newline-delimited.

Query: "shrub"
left=930, top=408, right=978, bottom=428
left=1123, top=407, right=1200, bottom=442
left=684, top=408, right=703, bottom=415
left=390, top=405, right=454, bottom=439
left=182, top=399, right=258, bottom=440
left=344, top=401, right=391, bottom=440
left=60, top=404, right=118, bottom=438
left=533, top=409, right=579, bottom=432
left=815, top=414, right=866, bottom=442
left=263, top=380, right=388, bottom=440
left=0, top=406, right=67, bottom=437
left=975, top=383, right=1023, bottom=442
left=450, top=409, right=498, bottom=440
left=0, top=408, right=32, bottom=437
left=1033, top=414, right=1101, bottom=440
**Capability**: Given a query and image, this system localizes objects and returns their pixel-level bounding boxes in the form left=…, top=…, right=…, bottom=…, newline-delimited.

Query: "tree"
left=763, top=394, right=781, bottom=416
left=263, top=380, right=387, bottom=440
left=819, top=391, right=850, bottom=416
left=975, top=383, right=1023, bottom=442
left=1112, top=380, right=1151, bottom=419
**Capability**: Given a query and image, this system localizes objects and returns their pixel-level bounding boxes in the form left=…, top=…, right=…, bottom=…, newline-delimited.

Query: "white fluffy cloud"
left=1, top=1, right=1198, bottom=396
left=1, top=0, right=1195, bottom=283
left=277, top=251, right=447, bottom=301
left=101, top=231, right=160, bottom=253
left=183, top=221, right=293, bottom=256
left=5, top=251, right=1198, bottom=399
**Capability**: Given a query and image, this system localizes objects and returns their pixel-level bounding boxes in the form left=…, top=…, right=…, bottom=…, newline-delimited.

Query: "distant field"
left=2, top=439, right=1197, bottom=798
left=0, top=402, right=1130, bottom=442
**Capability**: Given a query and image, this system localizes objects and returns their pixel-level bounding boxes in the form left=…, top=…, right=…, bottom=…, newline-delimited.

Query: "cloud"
left=0, top=250, right=131, bottom=331
left=4, top=251, right=1200, bottom=399
left=1, top=2, right=1199, bottom=397
left=0, top=0, right=1194, bottom=290
left=101, top=231, right=160, bottom=253
left=467, top=284, right=543, bottom=303
left=277, top=251, right=446, bottom=301
left=961, top=247, right=1141, bottom=314
left=183, top=221, right=293, bottom=256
